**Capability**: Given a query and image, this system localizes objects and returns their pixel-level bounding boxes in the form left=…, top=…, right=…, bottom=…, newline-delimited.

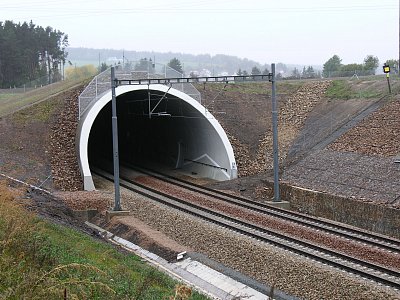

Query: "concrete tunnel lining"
left=77, top=84, right=237, bottom=191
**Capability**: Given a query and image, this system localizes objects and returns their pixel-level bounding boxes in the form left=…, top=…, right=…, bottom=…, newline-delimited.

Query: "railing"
left=78, top=62, right=201, bottom=118
left=1, top=73, right=62, bottom=94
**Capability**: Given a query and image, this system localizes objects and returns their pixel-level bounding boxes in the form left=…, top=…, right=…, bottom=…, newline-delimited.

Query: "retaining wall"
left=280, top=183, right=400, bottom=239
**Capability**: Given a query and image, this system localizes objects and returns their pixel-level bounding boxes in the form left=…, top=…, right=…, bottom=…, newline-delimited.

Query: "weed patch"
left=0, top=183, right=208, bottom=299
left=0, top=77, right=90, bottom=117
left=13, top=97, right=63, bottom=125
left=326, top=80, right=383, bottom=100
left=326, top=80, right=354, bottom=99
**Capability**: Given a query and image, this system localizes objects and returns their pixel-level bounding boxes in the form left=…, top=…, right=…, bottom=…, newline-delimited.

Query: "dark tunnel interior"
left=88, top=89, right=206, bottom=171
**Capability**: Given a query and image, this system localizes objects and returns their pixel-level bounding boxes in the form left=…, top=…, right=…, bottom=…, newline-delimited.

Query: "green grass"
left=13, top=98, right=63, bottom=125
left=0, top=184, right=208, bottom=300
left=0, top=77, right=89, bottom=118
left=278, top=81, right=304, bottom=95
left=227, top=82, right=270, bottom=94
left=325, top=80, right=353, bottom=99
left=0, top=94, right=15, bottom=101
left=326, top=80, right=383, bottom=100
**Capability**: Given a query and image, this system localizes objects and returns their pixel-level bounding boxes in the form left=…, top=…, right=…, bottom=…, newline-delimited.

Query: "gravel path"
left=96, top=177, right=400, bottom=300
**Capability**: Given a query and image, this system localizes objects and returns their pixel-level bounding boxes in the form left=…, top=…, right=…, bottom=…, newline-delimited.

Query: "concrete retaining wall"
left=280, top=183, right=400, bottom=239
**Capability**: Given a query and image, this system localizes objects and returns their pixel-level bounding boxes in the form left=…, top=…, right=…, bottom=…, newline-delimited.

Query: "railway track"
left=94, top=166, right=400, bottom=290
left=123, top=163, right=400, bottom=254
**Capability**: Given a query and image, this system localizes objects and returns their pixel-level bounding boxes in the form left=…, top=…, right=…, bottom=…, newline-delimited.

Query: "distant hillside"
left=66, top=47, right=322, bottom=76
left=66, top=47, right=269, bottom=75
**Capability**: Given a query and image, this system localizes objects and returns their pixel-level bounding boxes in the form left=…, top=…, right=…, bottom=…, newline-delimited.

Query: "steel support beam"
left=116, top=74, right=272, bottom=86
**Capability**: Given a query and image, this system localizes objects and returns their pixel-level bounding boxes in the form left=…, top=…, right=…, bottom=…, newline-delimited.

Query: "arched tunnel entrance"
left=78, top=85, right=237, bottom=191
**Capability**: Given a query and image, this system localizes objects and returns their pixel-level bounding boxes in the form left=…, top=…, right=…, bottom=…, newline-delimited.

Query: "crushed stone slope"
left=283, top=94, right=400, bottom=208
left=50, top=86, right=84, bottom=191
left=329, top=96, right=400, bottom=157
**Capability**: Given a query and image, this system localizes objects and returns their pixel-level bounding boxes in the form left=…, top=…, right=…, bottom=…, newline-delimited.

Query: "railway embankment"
left=2, top=78, right=398, bottom=238
left=280, top=92, right=400, bottom=238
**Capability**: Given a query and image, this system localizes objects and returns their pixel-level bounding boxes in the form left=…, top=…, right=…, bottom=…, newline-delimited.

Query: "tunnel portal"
left=77, top=85, right=237, bottom=191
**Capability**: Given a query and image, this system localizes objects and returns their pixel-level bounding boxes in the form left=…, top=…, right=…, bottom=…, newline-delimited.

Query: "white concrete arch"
left=77, top=84, right=237, bottom=191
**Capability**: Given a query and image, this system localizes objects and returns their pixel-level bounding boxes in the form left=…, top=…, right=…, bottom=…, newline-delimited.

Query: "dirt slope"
left=0, top=84, right=84, bottom=190
left=199, top=80, right=331, bottom=177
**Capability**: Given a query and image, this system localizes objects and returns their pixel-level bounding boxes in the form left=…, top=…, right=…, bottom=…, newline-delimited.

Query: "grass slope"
left=326, top=76, right=400, bottom=100
left=0, top=183, right=208, bottom=300
left=0, top=77, right=89, bottom=118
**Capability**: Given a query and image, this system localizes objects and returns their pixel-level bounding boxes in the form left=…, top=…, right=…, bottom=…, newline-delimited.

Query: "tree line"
left=100, top=57, right=185, bottom=75
left=236, top=66, right=270, bottom=76
left=289, top=66, right=320, bottom=79
left=0, top=20, right=69, bottom=88
left=322, top=54, right=398, bottom=78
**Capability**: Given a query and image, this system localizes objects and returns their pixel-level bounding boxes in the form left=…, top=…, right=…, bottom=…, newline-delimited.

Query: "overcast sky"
left=1, top=0, right=398, bottom=65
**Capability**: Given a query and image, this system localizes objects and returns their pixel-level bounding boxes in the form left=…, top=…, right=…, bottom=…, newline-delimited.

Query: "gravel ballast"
left=135, top=175, right=400, bottom=270
left=95, top=177, right=400, bottom=300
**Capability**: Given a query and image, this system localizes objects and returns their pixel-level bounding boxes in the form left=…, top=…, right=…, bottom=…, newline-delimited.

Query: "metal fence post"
left=271, top=63, right=280, bottom=202
left=111, top=67, right=121, bottom=211
left=386, top=74, right=392, bottom=94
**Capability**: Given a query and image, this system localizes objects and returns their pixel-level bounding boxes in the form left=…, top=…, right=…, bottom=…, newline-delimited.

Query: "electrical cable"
left=2, top=3, right=396, bottom=19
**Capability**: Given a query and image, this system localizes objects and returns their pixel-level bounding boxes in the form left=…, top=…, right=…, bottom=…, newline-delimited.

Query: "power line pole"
left=271, top=63, right=280, bottom=202
left=111, top=66, right=121, bottom=211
